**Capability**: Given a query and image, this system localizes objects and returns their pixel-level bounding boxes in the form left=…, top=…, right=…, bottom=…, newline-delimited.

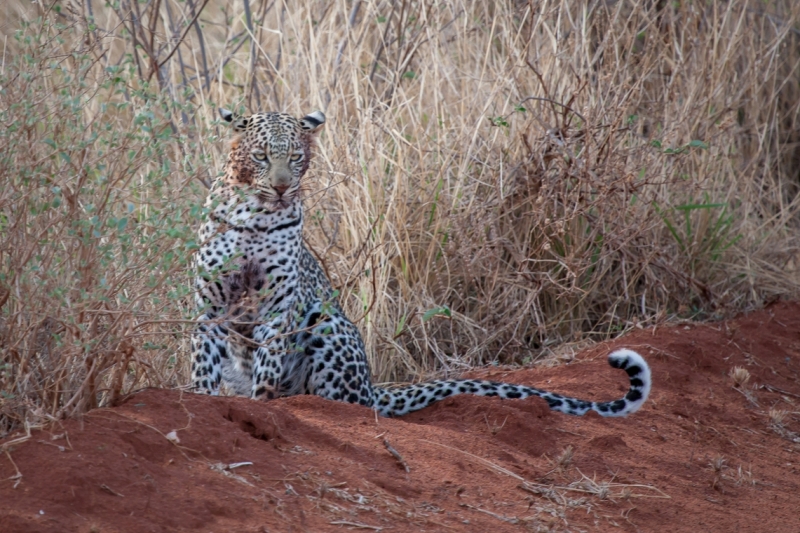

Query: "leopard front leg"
left=251, top=315, right=291, bottom=400
left=191, top=314, right=228, bottom=395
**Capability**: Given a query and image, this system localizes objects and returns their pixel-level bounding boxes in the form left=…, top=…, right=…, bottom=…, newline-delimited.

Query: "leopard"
left=190, top=108, right=652, bottom=418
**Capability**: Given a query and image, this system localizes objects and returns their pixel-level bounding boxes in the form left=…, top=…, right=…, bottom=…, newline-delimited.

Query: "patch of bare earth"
left=2, top=302, right=800, bottom=532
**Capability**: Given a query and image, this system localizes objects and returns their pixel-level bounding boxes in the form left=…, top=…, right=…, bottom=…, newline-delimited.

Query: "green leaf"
left=688, top=140, right=708, bottom=149
left=674, top=202, right=726, bottom=211
left=422, top=306, right=451, bottom=322
left=394, top=314, right=407, bottom=337
left=490, top=116, right=509, bottom=127
left=653, top=202, right=684, bottom=251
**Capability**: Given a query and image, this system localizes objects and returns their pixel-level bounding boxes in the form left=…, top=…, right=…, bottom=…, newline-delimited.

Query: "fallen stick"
left=383, top=439, right=410, bottom=472
left=329, top=520, right=383, bottom=531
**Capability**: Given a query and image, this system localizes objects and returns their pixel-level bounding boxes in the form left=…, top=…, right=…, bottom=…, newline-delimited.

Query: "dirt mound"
left=2, top=302, right=800, bottom=532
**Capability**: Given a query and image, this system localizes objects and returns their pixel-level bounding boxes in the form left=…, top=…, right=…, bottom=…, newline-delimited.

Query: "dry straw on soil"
left=1, top=0, right=799, bottom=434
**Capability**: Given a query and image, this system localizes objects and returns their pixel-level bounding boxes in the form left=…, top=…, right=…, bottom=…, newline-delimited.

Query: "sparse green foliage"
left=654, top=195, right=743, bottom=275
left=0, top=13, right=210, bottom=432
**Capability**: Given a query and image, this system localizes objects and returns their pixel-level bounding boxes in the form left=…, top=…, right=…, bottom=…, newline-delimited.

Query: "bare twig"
left=4, top=450, right=23, bottom=489
left=186, top=0, right=210, bottom=91
left=329, top=521, right=383, bottom=531
left=760, top=384, right=800, bottom=399
left=383, top=439, right=410, bottom=472
left=100, top=483, right=125, bottom=497
left=459, top=502, right=519, bottom=524
left=153, top=0, right=211, bottom=78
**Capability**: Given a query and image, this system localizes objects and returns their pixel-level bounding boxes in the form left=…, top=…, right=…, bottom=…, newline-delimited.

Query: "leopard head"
left=219, top=108, right=325, bottom=209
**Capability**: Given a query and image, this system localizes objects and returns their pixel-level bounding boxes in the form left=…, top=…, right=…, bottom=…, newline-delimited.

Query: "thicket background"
left=1, top=0, right=799, bottom=434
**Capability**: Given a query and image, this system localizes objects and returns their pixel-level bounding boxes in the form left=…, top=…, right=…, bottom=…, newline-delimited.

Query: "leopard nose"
left=273, top=183, right=290, bottom=196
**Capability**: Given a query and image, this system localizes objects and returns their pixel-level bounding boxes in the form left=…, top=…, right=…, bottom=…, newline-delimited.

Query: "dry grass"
left=729, top=366, right=751, bottom=388
left=1, top=0, right=800, bottom=433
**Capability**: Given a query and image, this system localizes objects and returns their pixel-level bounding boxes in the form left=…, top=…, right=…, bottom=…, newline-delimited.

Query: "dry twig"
left=383, top=439, right=410, bottom=473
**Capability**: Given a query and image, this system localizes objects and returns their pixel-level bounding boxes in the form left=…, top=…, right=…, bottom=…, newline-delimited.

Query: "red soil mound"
left=2, top=302, right=800, bottom=532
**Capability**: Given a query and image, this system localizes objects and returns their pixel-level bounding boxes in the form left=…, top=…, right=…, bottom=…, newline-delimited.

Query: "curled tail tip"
left=600, top=348, right=652, bottom=417
left=608, top=348, right=647, bottom=368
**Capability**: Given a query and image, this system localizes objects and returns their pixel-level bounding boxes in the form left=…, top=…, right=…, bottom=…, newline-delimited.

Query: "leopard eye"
left=252, top=151, right=269, bottom=163
left=289, top=153, right=303, bottom=162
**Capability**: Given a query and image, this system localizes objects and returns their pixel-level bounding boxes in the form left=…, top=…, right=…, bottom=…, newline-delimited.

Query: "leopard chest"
left=195, top=199, right=304, bottom=320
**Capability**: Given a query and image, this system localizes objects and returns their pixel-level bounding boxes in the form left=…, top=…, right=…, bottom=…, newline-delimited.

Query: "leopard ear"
left=300, top=110, right=325, bottom=133
left=219, top=108, right=249, bottom=132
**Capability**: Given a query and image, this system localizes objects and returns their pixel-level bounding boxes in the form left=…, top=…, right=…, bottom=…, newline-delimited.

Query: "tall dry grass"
left=1, top=0, right=799, bottom=434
